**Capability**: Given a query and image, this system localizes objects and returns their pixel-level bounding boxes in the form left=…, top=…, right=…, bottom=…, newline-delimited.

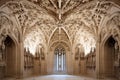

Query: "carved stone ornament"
left=0, top=0, right=120, bottom=55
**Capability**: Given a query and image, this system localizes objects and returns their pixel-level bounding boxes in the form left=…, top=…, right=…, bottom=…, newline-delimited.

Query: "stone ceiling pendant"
left=58, top=0, right=62, bottom=20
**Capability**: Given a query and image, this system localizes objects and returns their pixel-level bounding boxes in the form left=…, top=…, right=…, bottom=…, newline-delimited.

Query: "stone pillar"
left=16, top=42, right=24, bottom=79
left=41, top=60, right=46, bottom=75
left=67, top=51, right=73, bottom=74
left=96, top=39, right=104, bottom=79
left=40, top=48, right=46, bottom=75
left=74, top=59, right=79, bottom=74
left=47, top=51, right=53, bottom=74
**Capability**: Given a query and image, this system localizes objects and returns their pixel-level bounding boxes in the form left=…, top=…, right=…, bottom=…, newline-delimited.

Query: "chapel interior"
left=0, top=0, right=120, bottom=80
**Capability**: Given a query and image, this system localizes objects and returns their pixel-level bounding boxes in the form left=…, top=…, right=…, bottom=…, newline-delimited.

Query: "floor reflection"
left=3, top=75, right=118, bottom=80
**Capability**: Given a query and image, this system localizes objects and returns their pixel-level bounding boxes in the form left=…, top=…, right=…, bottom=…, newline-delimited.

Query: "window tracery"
left=54, top=47, right=66, bottom=72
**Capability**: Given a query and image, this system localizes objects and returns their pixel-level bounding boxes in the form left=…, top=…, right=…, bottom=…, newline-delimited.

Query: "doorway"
left=104, top=36, right=116, bottom=77
left=4, top=36, right=17, bottom=77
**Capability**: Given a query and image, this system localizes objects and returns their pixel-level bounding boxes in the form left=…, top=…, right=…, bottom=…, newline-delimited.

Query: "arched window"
left=54, top=47, right=66, bottom=72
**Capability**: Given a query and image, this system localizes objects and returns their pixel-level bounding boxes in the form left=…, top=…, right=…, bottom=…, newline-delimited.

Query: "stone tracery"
left=0, top=0, right=120, bottom=79
left=0, top=0, right=120, bottom=56
left=0, top=12, right=19, bottom=46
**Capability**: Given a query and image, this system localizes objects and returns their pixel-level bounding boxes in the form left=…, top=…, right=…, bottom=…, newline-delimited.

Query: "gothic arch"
left=101, top=36, right=117, bottom=77
left=48, top=27, right=71, bottom=52
left=62, top=27, right=72, bottom=45
left=0, top=13, right=20, bottom=77
left=48, top=27, right=58, bottom=46
left=0, top=13, right=20, bottom=46
left=49, top=41, right=70, bottom=53
left=4, top=36, right=17, bottom=77
left=101, top=11, right=120, bottom=48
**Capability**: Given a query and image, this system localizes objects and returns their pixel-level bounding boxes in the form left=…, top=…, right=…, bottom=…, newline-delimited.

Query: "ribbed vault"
left=49, top=27, right=71, bottom=51
left=0, top=0, right=120, bottom=55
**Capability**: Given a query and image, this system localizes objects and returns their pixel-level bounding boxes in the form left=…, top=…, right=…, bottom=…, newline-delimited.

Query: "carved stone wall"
left=0, top=0, right=120, bottom=79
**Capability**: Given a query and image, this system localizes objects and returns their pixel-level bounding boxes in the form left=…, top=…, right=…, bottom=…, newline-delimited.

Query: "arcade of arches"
left=0, top=0, right=120, bottom=80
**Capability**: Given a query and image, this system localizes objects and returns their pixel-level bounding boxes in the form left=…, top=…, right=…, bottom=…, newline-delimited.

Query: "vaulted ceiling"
left=0, top=0, right=120, bottom=55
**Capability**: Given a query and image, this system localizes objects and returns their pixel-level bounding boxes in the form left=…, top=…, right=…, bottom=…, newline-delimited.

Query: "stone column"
left=16, top=42, right=24, bottom=79
left=40, top=47, right=47, bottom=75
left=67, top=51, right=73, bottom=74
left=47, top=51, right=53, bottom=74
left=96, top=38, right=104, bottom=79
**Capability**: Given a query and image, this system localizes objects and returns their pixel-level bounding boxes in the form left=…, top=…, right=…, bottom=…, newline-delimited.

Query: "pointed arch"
left=48, top=27, right=58, bottom=45
left=62, top=27, right=72, bottom=45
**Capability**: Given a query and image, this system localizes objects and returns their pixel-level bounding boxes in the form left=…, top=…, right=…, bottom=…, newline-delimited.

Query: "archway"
left=47, top=41, right=72, bottom=74
left=4, top=36, right=17, bottom=77
left=104, top=36, right=116, bottom=77
left=54, top=47, right=66, bottom=74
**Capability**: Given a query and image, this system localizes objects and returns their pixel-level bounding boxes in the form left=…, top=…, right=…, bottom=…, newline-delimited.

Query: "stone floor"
left=2, top=75, right=118, bottom=80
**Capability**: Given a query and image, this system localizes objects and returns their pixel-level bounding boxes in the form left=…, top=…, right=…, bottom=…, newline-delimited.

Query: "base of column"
left=96, top=73, right=104, bottom=79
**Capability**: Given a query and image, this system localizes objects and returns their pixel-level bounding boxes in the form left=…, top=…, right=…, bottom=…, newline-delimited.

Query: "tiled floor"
left=3, top=75, right=118, bottom=80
